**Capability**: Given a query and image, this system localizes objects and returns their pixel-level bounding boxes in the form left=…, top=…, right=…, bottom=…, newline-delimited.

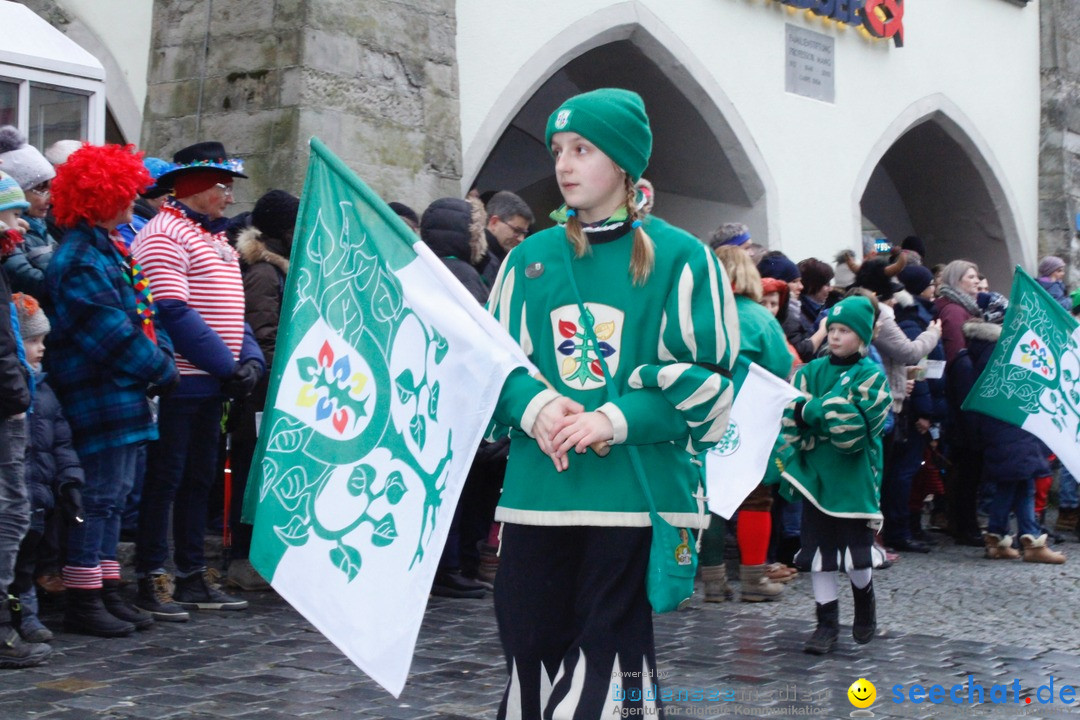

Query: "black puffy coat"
left=26, top=373, right=84, bottom=517
left=419, top=198, right=488, bottom=304
left=0, top=266, right=30, bottom=417
left=963, top=323, right=1051, bottom=483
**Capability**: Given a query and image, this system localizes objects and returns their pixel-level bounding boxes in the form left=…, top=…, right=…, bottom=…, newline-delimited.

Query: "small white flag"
left=705, top=363, right=802, bottom=519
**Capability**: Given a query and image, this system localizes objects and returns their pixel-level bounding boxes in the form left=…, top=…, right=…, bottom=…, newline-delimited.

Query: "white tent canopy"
left=0, top=2, right=104, bottom=80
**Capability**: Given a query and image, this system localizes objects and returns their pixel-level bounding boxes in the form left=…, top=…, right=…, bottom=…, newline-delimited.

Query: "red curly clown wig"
left=51, top=144, right=151, bottom=228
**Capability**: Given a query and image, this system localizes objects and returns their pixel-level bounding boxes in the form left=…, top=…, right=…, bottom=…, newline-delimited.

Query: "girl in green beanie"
left=486, top=88, right=740, bottom=719
left=779, top=292, right=891, bottom=655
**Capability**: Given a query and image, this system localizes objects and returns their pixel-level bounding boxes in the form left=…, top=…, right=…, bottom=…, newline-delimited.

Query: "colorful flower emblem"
left=1010, top=329, right=1058, bottom=382
left=555, top=308, right=618, bottom=387
left=295, top=340, right=371, bottom=436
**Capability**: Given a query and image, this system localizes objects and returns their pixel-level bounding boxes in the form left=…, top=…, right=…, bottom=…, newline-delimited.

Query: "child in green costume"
left=486, top=88, right=739, bottom=719
left=780, top=294, right=891, bottom=655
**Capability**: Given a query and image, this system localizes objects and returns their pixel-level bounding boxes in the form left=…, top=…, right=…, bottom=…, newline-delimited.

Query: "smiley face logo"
left=848, top=678, right=876, bottom=708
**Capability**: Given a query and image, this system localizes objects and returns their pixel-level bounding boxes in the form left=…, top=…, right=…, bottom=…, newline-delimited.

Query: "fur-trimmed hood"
left=962, top=319, right=1002, bottom=343
left=891, top=289, right=914, bottom=309
left=236, top=226, right=289, bottom=276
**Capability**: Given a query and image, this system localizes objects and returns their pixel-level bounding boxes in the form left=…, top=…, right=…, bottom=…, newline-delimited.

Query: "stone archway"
left=856, top=95, right=1028, bottom=290
left=463, top=3, right=774, bottom=241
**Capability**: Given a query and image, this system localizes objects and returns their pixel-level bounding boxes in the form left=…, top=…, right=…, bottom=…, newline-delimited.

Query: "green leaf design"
left=297, top=357, right=321, bottom=382
left=268, top=427, right=305, bottom=453
left=428, top=381, right=440, bottom=420
left=329, top=542, right=362, bottom=582
left=409, top=413, right=426, bottom=448
left=370, top=514, right=398, bottom=547
left=395, top=369, right=417, bottom=404
left=432, top=329, right=449, bottom=364
left=383, top=471, right=407, bottom=505
left=348, top=464, right=375, bottom=497
left=274, top=515, right=310, bottom=547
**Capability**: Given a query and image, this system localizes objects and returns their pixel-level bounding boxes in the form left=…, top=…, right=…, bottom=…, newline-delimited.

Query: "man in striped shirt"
left=131, top=142, right=265, bottom=621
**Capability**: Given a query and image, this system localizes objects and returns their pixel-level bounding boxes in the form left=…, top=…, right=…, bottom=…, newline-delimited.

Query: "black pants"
left=947, top=445, right=983, bottom=538
left=495, top=524, right=662, bottom=720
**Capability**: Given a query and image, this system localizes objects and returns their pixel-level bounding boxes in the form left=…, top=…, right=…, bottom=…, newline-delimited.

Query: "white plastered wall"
left=456, top=0, right=1040, bottom=273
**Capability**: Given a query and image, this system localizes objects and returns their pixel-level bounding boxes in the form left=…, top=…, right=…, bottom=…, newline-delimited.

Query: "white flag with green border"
left=248, top=138, right=533, bottom=696
left=962, top=267, right=1080, bottom=479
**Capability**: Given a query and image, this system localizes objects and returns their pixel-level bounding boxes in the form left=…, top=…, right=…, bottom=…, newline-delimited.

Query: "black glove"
left=223, top=359, right=263, bottom=399
left=147, top=373, right=181, bottom=399
left=59, top=484, right=84, bottom=525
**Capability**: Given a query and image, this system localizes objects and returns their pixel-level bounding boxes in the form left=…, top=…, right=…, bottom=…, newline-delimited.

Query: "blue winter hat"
left=757, top=252, right=800, bottom=283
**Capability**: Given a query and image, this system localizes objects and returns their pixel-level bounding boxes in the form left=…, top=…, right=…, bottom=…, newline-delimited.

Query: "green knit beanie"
left=545, top=88, right=652, bottom=182
left=826, top=295, right=876, bottom=346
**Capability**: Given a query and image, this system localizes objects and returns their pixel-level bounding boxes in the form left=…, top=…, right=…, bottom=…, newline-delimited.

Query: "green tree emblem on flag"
left=254, top=199, right=454, bottom=581
left=965, top=270, right=1080, bottom=439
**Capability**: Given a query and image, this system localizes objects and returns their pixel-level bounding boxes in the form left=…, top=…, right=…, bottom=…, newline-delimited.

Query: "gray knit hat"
left=12, top=293, right=50, bottom=338
left=1037, top=256, right=1065, bottom=278
left=0, top=127, right=56, bottom=191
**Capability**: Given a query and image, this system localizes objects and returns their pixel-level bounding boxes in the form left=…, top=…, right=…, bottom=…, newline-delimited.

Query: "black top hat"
left=155, top=141, right=248, bottom=189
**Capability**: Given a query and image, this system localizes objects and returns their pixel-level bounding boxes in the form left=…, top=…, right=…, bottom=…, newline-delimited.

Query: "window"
left=28, top=84, right=88, bottom=149
left=0, top=80, right=16, bottom=127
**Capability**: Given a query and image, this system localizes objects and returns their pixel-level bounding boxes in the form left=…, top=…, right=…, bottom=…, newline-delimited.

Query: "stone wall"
left=141, top=0, right=462, bottom=212
left=1040, top=0, right=1080, bottom=281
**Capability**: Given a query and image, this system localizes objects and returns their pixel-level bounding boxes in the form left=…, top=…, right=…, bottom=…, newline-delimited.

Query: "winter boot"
left=173, top=569, right=249, bottom=610
left=739, top=564, right=784, bottom=602
left=101, top=580, right=154, bottom=630
left=0, top=597, right=51, bottom=668
left=983, top=533, right=1020, bottom=560
left=699, top=565, right=732, bottom=602
left=851, top=582, right=877, bottom=644
left=64, top=588, right=135, bottom=637
left=803, top=600, right=839, bottom=655
left=135, top=574, right=190, bottom=622
left=11, top=589, right=52, bottom=643
left=1054, top=507, right=1079, bottom=533
left=1020, top=534, right=1066, bottom=564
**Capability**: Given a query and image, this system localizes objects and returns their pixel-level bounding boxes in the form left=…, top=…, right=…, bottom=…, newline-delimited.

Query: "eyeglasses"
left=497, top=217, right=529, bottom=238
left=28, top=186, right=50, bottom=198
left=215, top=183, right=234, bottom=197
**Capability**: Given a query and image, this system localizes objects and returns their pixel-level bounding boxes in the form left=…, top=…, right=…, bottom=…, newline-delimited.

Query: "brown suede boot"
left=699, top=565, right=732, bottom=602
left=1020, top=534, right=1066, bottom=564
left=983, top=533, right=1019, bottom=560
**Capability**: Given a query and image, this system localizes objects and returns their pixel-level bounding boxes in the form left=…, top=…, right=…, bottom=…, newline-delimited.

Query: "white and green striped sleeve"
left=485, top=250, right=557, bottom=440
left=800, top=366, right=891, bottom=454
left=615, top=243, right=741, bottom=454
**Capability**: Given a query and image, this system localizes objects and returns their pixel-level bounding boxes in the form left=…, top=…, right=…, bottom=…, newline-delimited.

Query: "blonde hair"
left=714, top=245, right=763, bottom=302
left=940, top=259, right=978, bottom=293
left=565, top=173, right=655, bottom=286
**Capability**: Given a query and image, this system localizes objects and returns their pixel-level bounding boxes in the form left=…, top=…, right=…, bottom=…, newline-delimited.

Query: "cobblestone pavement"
left=1, top=531, right=1078, bottom=720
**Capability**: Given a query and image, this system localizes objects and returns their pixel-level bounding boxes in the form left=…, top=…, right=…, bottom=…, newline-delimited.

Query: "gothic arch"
left=855, top=94, right=1029, bottom=288
left=462, top=1, right=775, bottom=241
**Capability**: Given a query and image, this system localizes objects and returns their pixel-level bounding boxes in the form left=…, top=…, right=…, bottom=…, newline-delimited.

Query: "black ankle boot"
left=851, top=582, right=877, bottom=644
left=0, top=597, right=51, bottom=668
left=65, top=588, right=136, bottom=637
left=804, top=600, right=839, bottom=655
left=102, top=580, right=154, bottom=630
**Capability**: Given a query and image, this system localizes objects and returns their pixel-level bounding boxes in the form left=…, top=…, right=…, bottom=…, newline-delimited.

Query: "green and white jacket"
left=487, top=215, right=739, bottom=528
left=779, top=355, right=892, bottom=520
